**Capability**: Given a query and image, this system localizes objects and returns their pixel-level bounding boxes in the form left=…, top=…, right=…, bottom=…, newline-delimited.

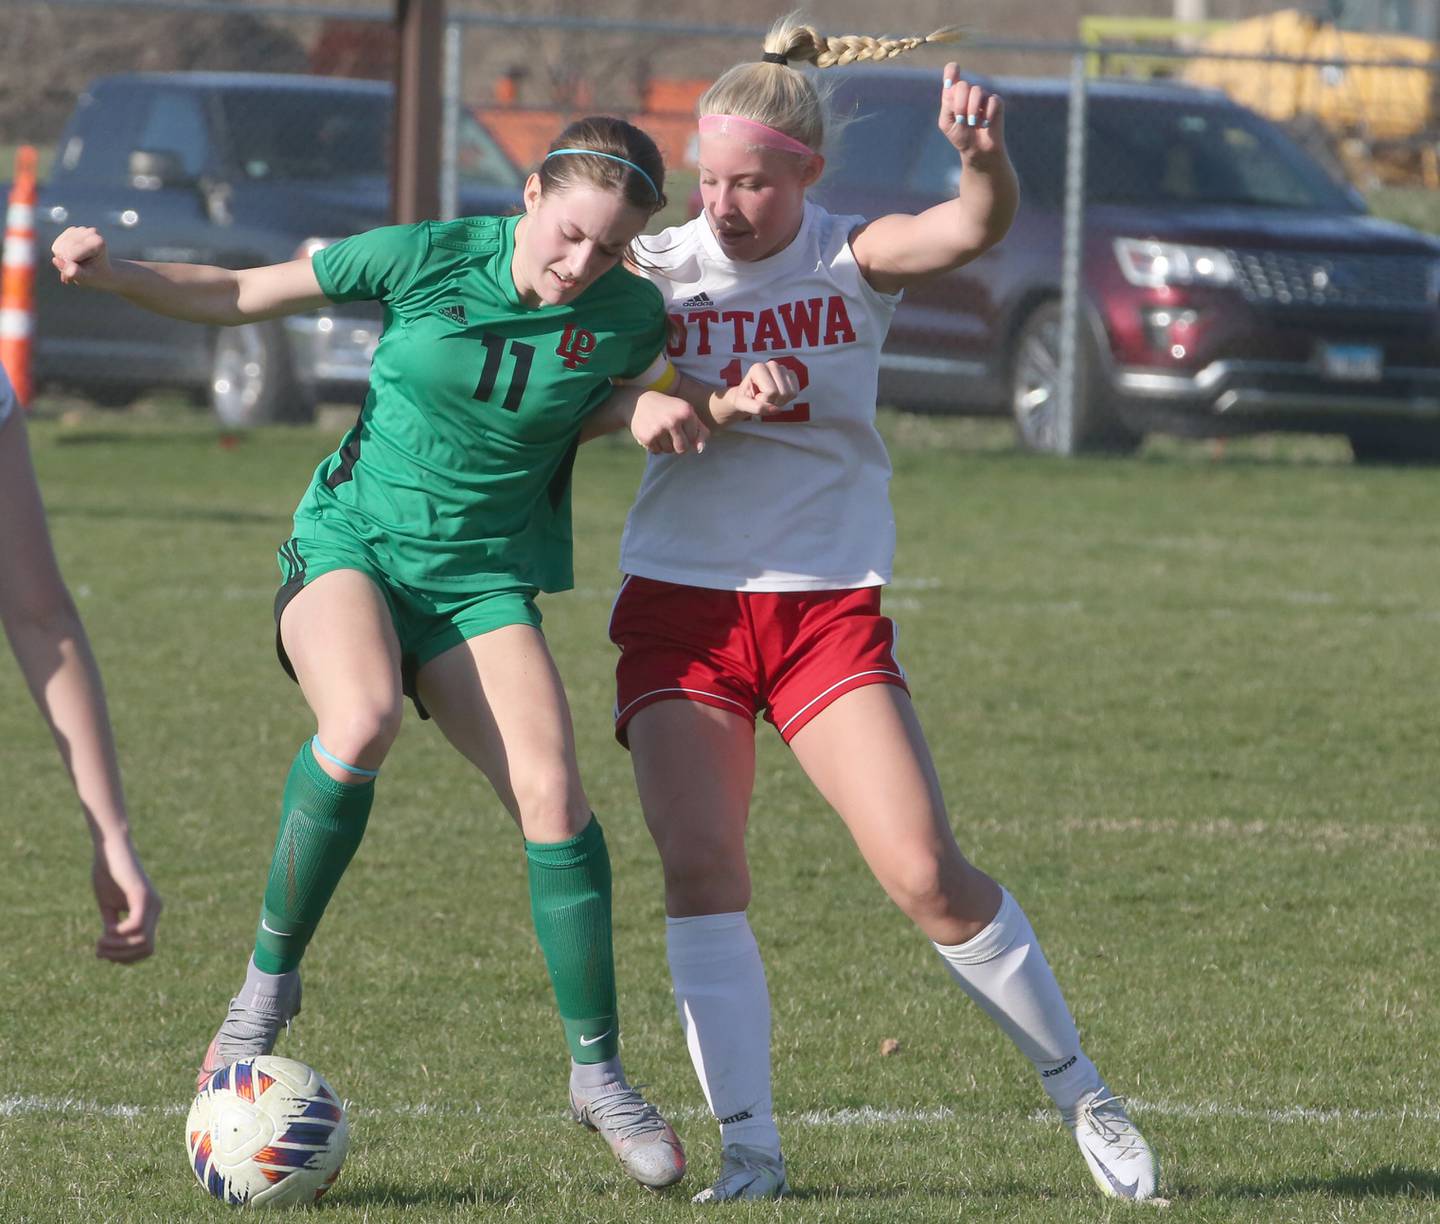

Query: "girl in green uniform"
left=51, top=116, right=791, bottom=1190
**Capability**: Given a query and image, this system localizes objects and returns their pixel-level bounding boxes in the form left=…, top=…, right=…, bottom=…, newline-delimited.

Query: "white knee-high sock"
left=666, top=912, right=781, bottom=1155
left=933, top=887, right=1101, bottom=1112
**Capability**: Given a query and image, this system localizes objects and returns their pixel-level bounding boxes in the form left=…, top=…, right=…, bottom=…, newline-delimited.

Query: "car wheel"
left=1010, top=302, right=1142, bottom=456
left=1347, top=423, right=1440, bottom=465
left=209, top=320, right=315, bottom=427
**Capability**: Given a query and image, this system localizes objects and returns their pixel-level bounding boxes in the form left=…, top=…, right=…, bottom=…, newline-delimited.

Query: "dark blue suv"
left=32, top=72, right=523, bottom=425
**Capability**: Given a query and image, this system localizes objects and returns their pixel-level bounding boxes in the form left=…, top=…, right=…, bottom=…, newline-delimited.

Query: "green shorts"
left=273, top=533, right=543, bottom=719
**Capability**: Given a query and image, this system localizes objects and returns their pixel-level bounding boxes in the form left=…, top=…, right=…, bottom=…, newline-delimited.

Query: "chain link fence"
left=5, top=2, right=1439, bottom=454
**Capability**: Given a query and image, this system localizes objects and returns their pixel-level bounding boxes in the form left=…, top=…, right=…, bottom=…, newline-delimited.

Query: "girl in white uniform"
left=609, top=16, right=1158, bottom=1204
left=0, top=363, right=162, bottom=962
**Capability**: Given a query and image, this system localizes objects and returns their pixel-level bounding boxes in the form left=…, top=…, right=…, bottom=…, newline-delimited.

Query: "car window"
left=56, top=85, right=143, bottom=183
left=1085, top=104, right=1354, bottom=210
left=217, top=90, right=390, bottom=181
left=821, top=79, right=1358, bottom=214
left=823, top=102, right=930, bottom=191
left=135, top=91, right=211, bottom=178
left=457, top=113, right=523, bottom=188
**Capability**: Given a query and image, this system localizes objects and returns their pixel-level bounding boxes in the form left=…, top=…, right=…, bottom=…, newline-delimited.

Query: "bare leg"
left=630, top=701, right=783, bottom=1193
left=280, top=568, right=405, bottom=779
left=789, top=685, right=1157, bottom=1204
left=419, top=626, right=684, bottom=1189
left=788, top=684, right=1000, bottom=944
left=415, top=623, right=590, bottom=840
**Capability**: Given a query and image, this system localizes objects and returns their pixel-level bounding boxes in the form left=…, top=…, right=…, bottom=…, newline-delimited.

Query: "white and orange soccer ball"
left=186, top=1056, right=349, bottom=1209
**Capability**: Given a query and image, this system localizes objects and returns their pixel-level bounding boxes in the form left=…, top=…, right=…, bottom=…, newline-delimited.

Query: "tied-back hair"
left=699, top=12, right=962, bottom=155
left=538, top=116, right=668, bottom=215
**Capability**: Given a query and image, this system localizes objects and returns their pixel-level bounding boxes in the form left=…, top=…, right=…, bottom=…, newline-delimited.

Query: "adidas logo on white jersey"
left=676, top=291, right=714, bottom=309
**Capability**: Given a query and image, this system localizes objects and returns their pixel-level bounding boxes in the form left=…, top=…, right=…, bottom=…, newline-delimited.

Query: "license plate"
left=1318, top=342, right=1383, bottom=382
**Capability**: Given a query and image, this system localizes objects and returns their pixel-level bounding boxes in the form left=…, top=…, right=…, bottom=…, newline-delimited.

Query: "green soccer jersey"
left=294, top=215, right=666, bottom=593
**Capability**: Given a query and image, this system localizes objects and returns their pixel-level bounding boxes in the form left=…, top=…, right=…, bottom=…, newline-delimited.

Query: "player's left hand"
left=92, top=835, right=162, bottom=964
left=713, top=359, right=801, bottom=428
left=632, top=390, right=710, bottom=455
left=939, top=63, right=1004, bottom=160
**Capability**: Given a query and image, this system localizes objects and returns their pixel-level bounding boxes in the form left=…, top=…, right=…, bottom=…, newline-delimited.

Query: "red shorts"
left=609, top=576, right=909, bottom=746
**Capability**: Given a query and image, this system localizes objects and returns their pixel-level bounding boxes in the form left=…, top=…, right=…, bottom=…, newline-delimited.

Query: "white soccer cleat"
left=691, top=1143, right=789, bottom=1203
left=570, top=1079, right=686, bottom=1189
left=1063, top=1086, right=1158, bottom=1201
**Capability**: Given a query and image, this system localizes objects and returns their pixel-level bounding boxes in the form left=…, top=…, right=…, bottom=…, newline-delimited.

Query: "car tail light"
left=1114, top=238, right=1236, bottom=289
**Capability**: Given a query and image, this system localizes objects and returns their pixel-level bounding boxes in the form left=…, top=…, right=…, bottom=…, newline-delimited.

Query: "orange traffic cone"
left=1, top=145, right=38, bottom=409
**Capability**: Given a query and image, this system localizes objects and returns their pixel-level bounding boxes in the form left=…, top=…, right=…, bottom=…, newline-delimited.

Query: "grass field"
left=1, top=407, right=1437, bottom=1222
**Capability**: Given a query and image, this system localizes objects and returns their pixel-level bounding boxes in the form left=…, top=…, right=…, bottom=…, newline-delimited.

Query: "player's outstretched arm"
left=579, top=382, right=710, bottom=454
left=702, top=360, right=800, bottom=430
left=852, top=63, right=1019, bottom=294
left=0, top=410, right=162, bottom=963
left=584, top=359, right=798, bottom=454
left=52, top=226, right=329, bottom=325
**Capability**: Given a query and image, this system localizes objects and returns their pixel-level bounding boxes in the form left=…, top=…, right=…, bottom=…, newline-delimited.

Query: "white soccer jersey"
left=619, top=202, right=901, bottom=592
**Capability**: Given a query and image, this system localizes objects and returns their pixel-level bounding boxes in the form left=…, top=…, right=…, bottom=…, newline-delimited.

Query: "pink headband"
left=698, top=114, right=815, bottom=158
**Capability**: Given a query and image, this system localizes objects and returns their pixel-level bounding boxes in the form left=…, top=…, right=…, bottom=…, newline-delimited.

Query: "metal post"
left=1055, top=50, right=1089, bottom=456
left=391, top=0, right=444, bottom=223
left=440, top=18, right=461, bottom=221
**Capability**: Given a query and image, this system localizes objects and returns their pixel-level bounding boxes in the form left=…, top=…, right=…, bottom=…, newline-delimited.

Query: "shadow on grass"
left=47, top=502, right=290, bottom=527
left=332, top=1180, right=526, bottom=1209
left=1190, top=1165, right=1440, bottom=1201
left=50, top=428, right=244, bottom=447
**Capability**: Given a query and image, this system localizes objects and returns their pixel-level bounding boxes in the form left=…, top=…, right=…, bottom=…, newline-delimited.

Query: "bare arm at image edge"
left=0, top=376, right=162, bottom=963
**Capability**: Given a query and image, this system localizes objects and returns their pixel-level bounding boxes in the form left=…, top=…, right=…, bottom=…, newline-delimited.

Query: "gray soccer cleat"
left=1063, top=1085, right=1158, bottom=1201
left=195, top=971, right=301, bottom=1091
left=691, top=1143, right=789, bottom=1203
left=570, top=1079, right=686, bottom=1188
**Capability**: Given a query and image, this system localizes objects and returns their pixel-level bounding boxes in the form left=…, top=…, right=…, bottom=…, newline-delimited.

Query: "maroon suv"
left=802, top=69, right=1440, bottom=460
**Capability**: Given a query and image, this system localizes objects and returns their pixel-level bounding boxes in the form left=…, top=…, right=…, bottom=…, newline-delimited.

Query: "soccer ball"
left=186, top=1056, right=349, bottom=1208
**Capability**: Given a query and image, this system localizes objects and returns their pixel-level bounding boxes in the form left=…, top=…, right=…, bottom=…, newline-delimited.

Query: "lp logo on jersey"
left=556, top=324, right=597, bottom=369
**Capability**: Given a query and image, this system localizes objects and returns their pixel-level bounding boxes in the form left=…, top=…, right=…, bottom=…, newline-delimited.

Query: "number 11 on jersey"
left=474, top=332, right=535, bottom=413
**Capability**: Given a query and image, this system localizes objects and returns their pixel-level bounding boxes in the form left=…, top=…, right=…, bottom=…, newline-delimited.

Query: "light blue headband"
left=543, top=148, right=660, bottom=201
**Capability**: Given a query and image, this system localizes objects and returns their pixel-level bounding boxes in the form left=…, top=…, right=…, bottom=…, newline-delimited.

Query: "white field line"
left=4, top=1095, right=1438, bottom=1127
left=1049, top=816, right=1436, bottom=853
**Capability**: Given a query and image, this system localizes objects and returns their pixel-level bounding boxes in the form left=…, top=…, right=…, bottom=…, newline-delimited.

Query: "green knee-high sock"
left=526, top=815, right=620, bottom=1065
left=252, top=741, right=374, bottom=975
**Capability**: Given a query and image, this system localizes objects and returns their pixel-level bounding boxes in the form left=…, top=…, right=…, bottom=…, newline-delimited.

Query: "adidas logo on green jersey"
left=439, top=304, right=468, bottom=325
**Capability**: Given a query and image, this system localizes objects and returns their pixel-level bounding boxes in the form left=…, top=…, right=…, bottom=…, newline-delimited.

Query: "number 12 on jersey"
left=719, top=356, right=810, bottom=423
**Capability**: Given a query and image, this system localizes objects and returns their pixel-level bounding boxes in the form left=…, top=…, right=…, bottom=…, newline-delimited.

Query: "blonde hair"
left=698, top=13, right=962, bottom=154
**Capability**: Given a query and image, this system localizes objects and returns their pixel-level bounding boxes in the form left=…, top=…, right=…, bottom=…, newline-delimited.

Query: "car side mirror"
left=128, top=148, right=195, bottom=190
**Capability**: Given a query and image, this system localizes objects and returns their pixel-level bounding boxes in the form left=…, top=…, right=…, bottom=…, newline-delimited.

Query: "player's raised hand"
left=92, top=835, right=162, bottom=964
left=713, top=359, right=801, bottom=427
left=632, top=390, right=711, bottom=455
left=938, top=63, right=1004, bottom=160
left=52, top=226, right=116, bottom=289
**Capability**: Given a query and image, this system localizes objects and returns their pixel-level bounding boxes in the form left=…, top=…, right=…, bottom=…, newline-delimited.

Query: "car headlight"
left=1113, top=238, right=1236, bottom=289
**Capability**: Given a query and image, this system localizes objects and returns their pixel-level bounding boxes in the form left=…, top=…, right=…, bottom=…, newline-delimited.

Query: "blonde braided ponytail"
left=788, top=27, right=963, bottom=69
left=700, top=15, right=963, bottom=155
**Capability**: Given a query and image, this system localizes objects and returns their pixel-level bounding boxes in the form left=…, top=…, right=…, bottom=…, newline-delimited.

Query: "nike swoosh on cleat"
left=1092, top=1155, right=1140, bottom=1198
left=578, top=1030, right=613, bottom=1047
